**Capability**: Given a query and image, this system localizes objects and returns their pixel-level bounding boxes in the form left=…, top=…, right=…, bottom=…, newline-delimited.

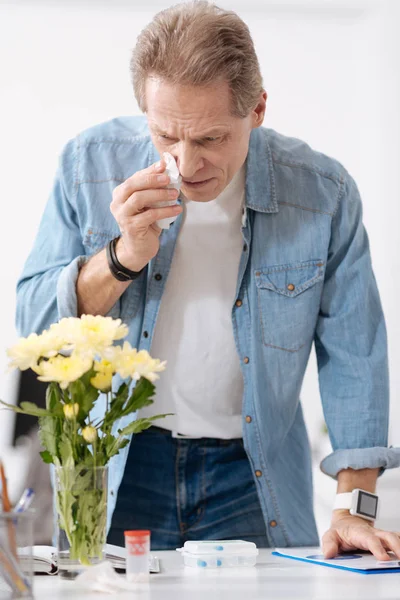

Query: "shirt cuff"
left=56, top=255, right=121, bottom=319
left=320, top=446, right=400, bottom=479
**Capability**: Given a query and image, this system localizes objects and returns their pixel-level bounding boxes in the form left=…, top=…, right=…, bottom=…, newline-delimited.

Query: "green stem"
left=93, top=436, right=97, bottom=470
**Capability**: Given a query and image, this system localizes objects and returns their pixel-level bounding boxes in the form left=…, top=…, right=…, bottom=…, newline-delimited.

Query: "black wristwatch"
left=106, top=236, right=144, bottom=281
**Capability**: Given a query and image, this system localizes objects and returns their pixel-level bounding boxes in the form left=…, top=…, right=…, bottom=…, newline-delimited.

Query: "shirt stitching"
left=272, top=157, right=343, bottom=185
left=278, top=201, right=334, bottom=216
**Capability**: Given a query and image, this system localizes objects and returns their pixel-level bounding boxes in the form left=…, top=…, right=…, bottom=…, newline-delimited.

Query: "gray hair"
left=130, top=1, right=264, bottom=118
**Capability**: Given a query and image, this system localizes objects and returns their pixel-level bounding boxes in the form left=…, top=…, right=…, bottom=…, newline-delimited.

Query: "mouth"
left=182, top=178, right=214, bottom=189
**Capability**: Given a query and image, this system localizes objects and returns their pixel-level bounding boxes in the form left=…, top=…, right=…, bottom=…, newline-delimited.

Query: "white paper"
left=155, top=152, right=182, bottom=229
left=274, top=546, right=400, bottom=572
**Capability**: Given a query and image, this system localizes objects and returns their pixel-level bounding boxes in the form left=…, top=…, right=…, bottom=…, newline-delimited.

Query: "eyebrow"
left=151, top=125, right=228, bottom=138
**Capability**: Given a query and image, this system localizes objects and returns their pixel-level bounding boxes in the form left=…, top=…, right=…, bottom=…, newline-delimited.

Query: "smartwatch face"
left=356, top=490, right=378, bottom=519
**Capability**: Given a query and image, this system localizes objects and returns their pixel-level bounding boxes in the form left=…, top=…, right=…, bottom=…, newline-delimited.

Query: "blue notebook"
left=272, top=547, right=400, bottom=574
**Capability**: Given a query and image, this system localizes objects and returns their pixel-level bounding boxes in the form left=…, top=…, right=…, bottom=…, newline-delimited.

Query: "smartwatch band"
left=106, top=236, right=144, bottom=282
left=333, top=492, right=352, bottom=511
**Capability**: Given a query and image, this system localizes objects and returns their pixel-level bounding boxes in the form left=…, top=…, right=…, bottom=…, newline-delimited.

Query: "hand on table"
left=322, top=512, right=400, bottom=561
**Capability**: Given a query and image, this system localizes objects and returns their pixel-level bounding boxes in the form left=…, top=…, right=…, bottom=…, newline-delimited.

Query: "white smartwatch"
left=333, top=488, right=379, bottom=522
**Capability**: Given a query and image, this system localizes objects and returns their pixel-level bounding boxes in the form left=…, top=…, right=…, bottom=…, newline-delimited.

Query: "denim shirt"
left=16, top=116, right=400, bottom=547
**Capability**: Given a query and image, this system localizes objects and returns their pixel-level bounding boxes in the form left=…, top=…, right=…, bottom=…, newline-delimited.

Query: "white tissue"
left=155, top=152, right=182, bottom=229
left=75, top=561, right=142, bottom=594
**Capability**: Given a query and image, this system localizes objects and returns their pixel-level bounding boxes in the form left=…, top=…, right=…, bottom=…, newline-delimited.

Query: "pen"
left=0, top=543, right=32, bottom=595
left=0, top=460, right=12, bottom=512
left=0, top=460, right=18, bottom=561
left=14, top=489, right=35, bottom=514
left=0, top=462, right=32, bottom=595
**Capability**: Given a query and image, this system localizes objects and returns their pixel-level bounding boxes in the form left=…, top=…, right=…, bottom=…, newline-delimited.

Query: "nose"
left=174, top=143, right=204, bottom=179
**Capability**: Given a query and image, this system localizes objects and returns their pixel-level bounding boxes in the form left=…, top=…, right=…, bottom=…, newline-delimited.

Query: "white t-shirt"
left=140, top=166, right=246, bottom=438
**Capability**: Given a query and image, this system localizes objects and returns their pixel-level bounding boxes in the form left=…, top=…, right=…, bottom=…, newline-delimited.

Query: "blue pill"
left=216, top=560, right=222, bottom=567
left=197, top=560, right=207, bottom=567
left=215, top=545, right=224, bottom=551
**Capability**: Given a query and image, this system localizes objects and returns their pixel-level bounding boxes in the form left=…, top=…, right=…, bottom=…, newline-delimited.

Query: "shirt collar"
left=245, top=127, right=278, bottom=214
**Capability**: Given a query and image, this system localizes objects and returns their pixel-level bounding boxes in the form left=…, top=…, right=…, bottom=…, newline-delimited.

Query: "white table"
left=32, top=549, right=400, bottom=600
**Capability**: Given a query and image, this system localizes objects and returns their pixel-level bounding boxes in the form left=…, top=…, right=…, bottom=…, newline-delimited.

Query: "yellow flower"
left=54, top=315, right=129, bottom=359
left=111, top=342, right=166, bottom=382
left=91, top=359, right=114, bottom=391
left=36, top=354, right=92, bottom=389
left=7, top=329, right=62, bottom=371
left=82, top=426, right=97, bottom=444
left=63, top=403, right=80, bottom=420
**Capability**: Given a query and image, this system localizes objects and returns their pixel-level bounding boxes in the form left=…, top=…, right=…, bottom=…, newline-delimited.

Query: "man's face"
left=145, top=78, right=266, bottom=201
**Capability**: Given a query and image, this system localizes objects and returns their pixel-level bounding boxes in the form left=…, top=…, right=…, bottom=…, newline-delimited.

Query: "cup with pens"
left=0, top=460, right=35, bottom=598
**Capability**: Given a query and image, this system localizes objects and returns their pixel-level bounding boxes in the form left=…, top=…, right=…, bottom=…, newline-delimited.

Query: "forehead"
left=145, top=77, right=234, bottom=133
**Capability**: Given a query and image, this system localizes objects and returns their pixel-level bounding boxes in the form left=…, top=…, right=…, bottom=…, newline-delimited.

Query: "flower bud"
left=82, top=426, right=97, bottom=444
left=63, top=403, right=79, bottom=420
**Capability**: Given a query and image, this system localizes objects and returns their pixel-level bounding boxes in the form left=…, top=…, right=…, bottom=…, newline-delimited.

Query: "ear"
left=251, top=90, right=267, bottom=129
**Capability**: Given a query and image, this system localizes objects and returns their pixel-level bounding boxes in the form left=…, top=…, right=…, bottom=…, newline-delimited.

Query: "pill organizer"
left=176, top=540, right=259, bottom=569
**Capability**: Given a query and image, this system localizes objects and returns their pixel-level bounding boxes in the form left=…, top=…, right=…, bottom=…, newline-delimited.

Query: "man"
left=17, top=1, right=400, bottom=556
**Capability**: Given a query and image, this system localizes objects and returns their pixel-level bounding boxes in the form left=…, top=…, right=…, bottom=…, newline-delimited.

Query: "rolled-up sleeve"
left=315, top=172, right=400, bottom=479
left=16, top=138, right=119, bottom=337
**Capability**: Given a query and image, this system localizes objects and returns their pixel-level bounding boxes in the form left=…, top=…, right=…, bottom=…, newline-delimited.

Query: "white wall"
left=0, top=0, right=399, bottom=466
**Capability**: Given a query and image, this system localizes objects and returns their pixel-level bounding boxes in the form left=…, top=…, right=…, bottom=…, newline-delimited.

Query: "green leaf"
left=120, top=378, right=155, bottom=417
left=19, top=402, right=53, bottom=417
left=0, top=398, right=52, bottom=417
left=69, top=379, right=86, bottom=402
left=56, top=489, right=76, bottom=544
left=102, top=434, right=129, bottom=460
left=67, top=369, right=100, bottom=422
left=79, top=386, right=99, bottom=419
left=46, top=382, right=63, bottom=414
left=38, top=415, right=60, bottom=458
left=118, top=413, right=171, bottom=437
left=102, top=383, right=129, bottom=431
left=39, top=450, right=53, bottom=464
left=115, top=382, right=129, bottom=398
left=59, top=434, right=74, bottom=468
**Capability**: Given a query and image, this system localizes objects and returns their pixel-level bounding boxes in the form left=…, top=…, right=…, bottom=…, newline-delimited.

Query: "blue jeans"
left=108, top=427, right=269, bottom=550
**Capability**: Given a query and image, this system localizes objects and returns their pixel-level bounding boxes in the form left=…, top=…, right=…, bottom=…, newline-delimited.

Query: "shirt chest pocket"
left=255, top=259, right=325, bottom=352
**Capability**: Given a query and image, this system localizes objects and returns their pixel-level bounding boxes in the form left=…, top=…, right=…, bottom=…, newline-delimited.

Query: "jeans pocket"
left=255, top=259, right=325, bottom=352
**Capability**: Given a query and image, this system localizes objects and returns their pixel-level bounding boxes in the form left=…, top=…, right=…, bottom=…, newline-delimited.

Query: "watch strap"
left=333, top=492, right=353, bottom=510
left=106, top=236, right=144, bottom=282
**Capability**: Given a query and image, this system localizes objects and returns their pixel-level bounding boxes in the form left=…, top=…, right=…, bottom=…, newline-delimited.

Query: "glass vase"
left=54, top=465, right=108, bottom=579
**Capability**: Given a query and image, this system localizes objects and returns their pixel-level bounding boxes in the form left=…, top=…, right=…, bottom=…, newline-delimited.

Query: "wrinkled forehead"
left=144, top=77, right=236, bottom=133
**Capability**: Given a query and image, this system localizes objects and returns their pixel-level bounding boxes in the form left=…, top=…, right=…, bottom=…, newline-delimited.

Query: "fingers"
left=364, top=534, right=391, bottom=561
left=321, top=530, right=340, bottom=559
left=374, top=530, right=400, bottom=559
left=131, top=204, right=182, bottom=230
left=113, top=160, right=169, bottom=206
left=125, top=187, right=179, bottom=214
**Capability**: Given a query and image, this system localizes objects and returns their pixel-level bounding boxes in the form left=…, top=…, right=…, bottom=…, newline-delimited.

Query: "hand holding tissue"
left=155, top=152, right=182, bottom=229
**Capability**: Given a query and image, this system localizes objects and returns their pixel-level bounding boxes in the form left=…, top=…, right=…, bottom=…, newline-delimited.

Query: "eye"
left=204, top=136, right=219, bottom=142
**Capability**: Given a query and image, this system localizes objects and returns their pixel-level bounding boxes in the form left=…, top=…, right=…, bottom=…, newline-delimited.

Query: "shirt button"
left=243, top=357, right=249, bottom=364
left=143, top=331, right=149, bottom=338
left=243, top=243, right=248, bottom=252
left=245, top=416, right=252, bottom=423
left=235, top=299, right=243, bottom=307
left=155, top=273, right=162, bottom=281
left=255, top=470, right=262, bottom=478
left=269, top=520, right=277, bottom=528
left=110, top=490, right=114, bottom=496
left=287, top=283, right=295, bottom=291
